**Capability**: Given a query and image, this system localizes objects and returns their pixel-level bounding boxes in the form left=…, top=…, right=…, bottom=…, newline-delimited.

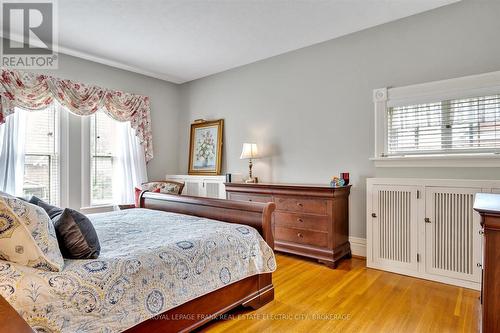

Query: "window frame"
left=90, top=154, right=114, bottom=206
left=372, top=70, right=500, bottom=167
left=81, top=111, right=118, bottom=209
left=20, top=104, right=69, bottom=207
left=81, top=116, right=93, bottom=208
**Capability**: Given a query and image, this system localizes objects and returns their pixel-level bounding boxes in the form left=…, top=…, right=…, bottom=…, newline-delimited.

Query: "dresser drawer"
left=274, top=212, right=329, bottom=232
left=275, top=226, right=328, bottom=248
left=228, top=193, right=273, bottom=203
left=274, top=196, right=328, bottom=215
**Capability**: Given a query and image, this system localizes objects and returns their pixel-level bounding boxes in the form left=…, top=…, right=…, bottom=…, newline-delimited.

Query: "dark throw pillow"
left=29, top=196, right=100, bottom=259
left=53, top=208, right=101, bottom=259
left=29, top=196, right=63, bottom=219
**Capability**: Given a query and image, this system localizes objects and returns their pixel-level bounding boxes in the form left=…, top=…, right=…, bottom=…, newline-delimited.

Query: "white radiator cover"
left=377, top=189, right=413, bottom=264
left=165, top=174, right=243, bottom=199
left=367, top=178, right=500, bottom=290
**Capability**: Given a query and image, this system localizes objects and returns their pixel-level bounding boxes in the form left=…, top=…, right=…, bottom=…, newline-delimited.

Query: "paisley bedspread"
left=0, top=208, right=276, bottom=333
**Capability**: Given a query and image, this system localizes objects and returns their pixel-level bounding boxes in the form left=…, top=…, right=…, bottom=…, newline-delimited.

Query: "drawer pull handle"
left=297, top=218, right=304, bottom=223
left=297, top=232, right=303, bottom=238
left=296, top=202, right=303, bottom=207
left=248, top=199, right=252, bottom=202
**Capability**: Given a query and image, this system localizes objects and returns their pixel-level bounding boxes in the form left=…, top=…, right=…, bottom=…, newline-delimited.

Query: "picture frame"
left=188, top=119, right=224, bottom=175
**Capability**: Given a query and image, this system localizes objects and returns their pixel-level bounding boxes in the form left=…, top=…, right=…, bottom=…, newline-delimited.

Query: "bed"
left=0, top=192, right=276, bottom=333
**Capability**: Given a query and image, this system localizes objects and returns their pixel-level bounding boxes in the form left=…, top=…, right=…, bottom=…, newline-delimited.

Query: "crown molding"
left=0, top=33, right=184, bottom=84
left=56, top=44, right=184, bottom=84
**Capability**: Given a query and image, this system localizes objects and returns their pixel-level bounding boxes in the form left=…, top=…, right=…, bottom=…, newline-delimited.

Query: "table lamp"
left=240, top=143, right=259, bottom=183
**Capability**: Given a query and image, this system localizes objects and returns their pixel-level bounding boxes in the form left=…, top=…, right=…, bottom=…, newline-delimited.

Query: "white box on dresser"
left=165, top=174, right=242, bottom=199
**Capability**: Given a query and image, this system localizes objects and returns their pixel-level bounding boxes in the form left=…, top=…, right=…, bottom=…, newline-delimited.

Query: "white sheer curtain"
left=0, top=109, right=27, bottom=195
left=112, top=121, right=148, bottom=204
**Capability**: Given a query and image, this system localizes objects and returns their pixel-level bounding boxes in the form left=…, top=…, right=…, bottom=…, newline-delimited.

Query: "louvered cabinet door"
left=202, top=179, right=225, bottom=198
left=183, top=181, right=201, bottom=196
left=371, top=185, right=419, bottom=271
left=424, top=187, right=482, bottom=283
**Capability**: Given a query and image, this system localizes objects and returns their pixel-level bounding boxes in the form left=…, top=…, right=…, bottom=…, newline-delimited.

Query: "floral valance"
left=0, top=69, right=153, bottom=161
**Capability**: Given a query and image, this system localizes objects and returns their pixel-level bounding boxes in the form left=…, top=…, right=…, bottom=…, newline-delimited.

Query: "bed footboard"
left=0, top=193, right=276, bottom=333
left=0, top=295, right=34, bottom=333
left=139, top=191, right=275, bottom=249
left=126, top=192, right=276, bottom=332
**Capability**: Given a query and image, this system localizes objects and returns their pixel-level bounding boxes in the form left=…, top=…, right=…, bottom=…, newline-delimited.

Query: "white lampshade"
left=240, top=143, right=258, bottom=159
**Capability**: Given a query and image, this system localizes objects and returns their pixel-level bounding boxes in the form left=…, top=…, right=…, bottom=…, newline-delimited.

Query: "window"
left=373, top=71, right=500, bottom=167
left=90, top=111, right=117, bottom=205
left=23, top=105, right=59, bottom=204
left=387, top=95, right=500, bottom=156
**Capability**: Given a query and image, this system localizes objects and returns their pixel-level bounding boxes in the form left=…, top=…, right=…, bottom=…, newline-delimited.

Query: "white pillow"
left=0, top=195, right=64, bottom=271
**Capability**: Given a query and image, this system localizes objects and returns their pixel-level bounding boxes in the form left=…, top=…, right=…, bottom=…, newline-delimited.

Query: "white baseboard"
left=349, top=236, right=366, bottom=258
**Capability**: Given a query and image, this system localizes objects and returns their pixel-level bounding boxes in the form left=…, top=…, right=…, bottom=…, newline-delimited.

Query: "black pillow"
left=52, top=208, right=101, bottom=259
left=29, top=196, right=63, bottom=219
left=29, top=196, right=100, bottom=259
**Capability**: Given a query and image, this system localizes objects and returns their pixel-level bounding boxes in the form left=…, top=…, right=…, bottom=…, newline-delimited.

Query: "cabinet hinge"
left=417, top=253, right=420, bottom=262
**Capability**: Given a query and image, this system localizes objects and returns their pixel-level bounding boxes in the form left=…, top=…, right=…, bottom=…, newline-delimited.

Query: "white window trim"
left=80, top=115, right=117, bottom=211
left=24, top=103, right=69, bottom=207
left=372, top=70, right=500, bottom=167
left=80, top=205, right=115, bottom=214
left=59, top=107, right=70, bottom=207
left=81, top=116, right=91, bottom=209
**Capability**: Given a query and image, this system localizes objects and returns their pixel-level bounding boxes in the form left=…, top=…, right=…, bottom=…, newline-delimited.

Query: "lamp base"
left=244, top=177, right=258, bottom=184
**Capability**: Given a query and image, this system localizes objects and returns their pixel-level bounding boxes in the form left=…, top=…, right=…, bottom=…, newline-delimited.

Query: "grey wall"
left=33, top=53, right=181, bottom=208
left=11, top=0, right=500, bottom=237
left=177, top=0, right=500, bottom=239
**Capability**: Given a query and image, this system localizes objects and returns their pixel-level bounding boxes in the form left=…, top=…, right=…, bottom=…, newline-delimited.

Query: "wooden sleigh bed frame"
left=0, top=192, right=276, bottom=333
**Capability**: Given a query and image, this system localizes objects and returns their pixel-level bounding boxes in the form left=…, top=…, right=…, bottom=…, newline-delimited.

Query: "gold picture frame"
left=188, top=119, right=224, bottom=175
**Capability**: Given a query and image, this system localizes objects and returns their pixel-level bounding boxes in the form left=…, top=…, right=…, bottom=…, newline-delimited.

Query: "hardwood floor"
left=199, top=253, right=480, bottom=333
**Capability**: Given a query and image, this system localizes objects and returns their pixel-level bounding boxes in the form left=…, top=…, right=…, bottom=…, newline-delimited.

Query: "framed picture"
left=188, top=119, right=224, bottom=175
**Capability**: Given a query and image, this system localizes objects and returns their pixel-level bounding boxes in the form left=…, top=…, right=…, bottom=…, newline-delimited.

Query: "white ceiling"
left=54, top=1, right=457, bottom=83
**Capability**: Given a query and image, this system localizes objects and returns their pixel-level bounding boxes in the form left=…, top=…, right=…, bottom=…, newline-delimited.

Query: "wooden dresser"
left=474, top=193, right=500, bottom=333
left=225, top=183, right=351, bottom=268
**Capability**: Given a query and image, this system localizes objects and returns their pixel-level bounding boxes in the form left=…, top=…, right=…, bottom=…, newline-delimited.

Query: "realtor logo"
left=1, top=0, right=58, bottom=69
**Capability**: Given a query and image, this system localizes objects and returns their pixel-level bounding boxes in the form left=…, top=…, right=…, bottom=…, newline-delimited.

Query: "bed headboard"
left=139, top=192, right=275, bottom=249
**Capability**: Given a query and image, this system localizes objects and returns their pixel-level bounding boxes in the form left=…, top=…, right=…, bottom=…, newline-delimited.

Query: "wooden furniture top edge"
left=474, top=193, right=500, bottom=229
left=225, top=182, right=351, bottom=190
left=478, top=216, right=500, bottom=231
left=225, top=183, right=351, bottom=197
left=139, top=192, right=276, bottom=248
left=140, top=191, right=273, bottom=213
left=474, top=193, right=500, bottom=215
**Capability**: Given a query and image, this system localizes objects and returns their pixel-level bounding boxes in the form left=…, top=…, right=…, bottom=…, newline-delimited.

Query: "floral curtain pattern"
left=0, top=69, right=153, bottom=161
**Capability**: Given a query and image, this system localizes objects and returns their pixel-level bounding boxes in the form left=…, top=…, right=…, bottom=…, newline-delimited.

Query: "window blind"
left=23, top=105, right=59, bottom=205
left=90, top=110, right=117, bottom=205
left=387, top=95, right=500, bottom=156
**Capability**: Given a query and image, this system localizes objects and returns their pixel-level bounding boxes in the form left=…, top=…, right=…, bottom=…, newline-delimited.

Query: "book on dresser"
left=225, top=182, right=351, bottom=268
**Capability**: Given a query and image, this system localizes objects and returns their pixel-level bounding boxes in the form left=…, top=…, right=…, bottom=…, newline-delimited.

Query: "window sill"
left=79, top=205, right=116, bottom=214
left=370, top=153, right=500, bottom=168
